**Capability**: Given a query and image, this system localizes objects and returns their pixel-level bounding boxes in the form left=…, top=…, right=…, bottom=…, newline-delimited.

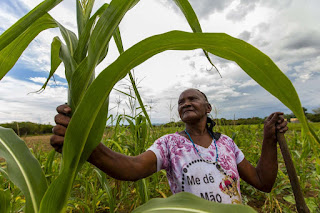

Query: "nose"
left=182, top=101, right=191, bottom=108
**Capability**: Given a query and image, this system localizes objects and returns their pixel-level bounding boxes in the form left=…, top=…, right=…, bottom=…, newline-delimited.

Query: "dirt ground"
left=22, top=134, right=53, bottom=153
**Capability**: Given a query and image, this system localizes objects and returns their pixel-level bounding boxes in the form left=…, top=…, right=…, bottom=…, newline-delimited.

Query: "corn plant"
left=1, top=0, right=320, bottom=212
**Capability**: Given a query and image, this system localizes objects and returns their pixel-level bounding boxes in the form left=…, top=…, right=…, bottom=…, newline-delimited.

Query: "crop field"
left=1, top=122, right=319, bottom=212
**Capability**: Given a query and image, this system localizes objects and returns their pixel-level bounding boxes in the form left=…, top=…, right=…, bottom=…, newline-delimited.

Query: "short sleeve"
left=147, top=135, right=170, bottom=171
left=233, top=141, right=244, bottom=164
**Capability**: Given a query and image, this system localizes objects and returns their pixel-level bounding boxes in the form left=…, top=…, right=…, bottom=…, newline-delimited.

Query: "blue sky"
left=1, top=0, right=320, bottom=124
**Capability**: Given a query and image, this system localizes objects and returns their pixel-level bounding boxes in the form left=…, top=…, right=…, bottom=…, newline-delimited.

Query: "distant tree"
left=312, top=107, right=320, bottom=115
left=302, top=107, right=308, bottom=115
left=306, top=107, right=320, bottom=122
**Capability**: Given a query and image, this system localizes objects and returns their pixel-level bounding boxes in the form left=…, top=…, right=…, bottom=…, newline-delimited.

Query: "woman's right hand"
left=50, top=104, right=157, bottom=181
left=50, top=104, right=72, bottom=153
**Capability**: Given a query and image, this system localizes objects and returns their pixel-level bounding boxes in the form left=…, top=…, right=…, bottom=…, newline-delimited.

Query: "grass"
left=1, top=122, right=319, bottom=212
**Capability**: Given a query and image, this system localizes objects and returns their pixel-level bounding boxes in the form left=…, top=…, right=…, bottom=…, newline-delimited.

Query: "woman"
left=51, top=88, right=288, bottom=204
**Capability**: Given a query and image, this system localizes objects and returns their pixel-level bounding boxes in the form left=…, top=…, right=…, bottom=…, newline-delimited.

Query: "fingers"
left=277, top=125, right=288, bottom=133
left=276, top=116, right=288, bottom=133
left=50, top=135, right=64, bottom=153
left=52, top=124, right=66, bottom=136
left=265, top=112, right=275, bottom=121
left=270, top=112, right=284, bottom=123
left=51, top=103, right=70, bottom=154
left=54, top=113, right=70, bottom=127
left=56, top=104, right=72, bottom=115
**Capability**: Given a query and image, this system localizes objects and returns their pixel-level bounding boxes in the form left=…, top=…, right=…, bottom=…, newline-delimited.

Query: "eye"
left=190, top=96, right=197, bottom=101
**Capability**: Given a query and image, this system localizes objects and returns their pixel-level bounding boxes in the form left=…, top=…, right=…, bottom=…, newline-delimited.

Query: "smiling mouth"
left=183, top=110, right=194, bottom=114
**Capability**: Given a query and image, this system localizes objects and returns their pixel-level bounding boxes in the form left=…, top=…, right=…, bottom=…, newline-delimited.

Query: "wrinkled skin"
left=50, top=88, right=288, bottom=191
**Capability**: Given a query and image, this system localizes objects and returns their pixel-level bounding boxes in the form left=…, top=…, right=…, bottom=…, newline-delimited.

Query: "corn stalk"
left=0, top=0, right=319, bottom=212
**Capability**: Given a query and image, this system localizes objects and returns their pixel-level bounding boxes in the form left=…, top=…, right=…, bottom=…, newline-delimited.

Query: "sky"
left=0, top=0, right=319, bottom=125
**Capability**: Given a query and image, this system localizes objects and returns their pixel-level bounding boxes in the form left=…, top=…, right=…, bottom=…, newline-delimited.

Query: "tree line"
left=163, top=107, right=320, bottom=127
left=1, top=107, right=319, bottom=135
left=0, top=122, right=53, bottom=136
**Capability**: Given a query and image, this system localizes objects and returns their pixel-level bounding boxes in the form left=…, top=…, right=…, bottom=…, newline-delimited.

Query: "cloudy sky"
left=0, top=0, right=319, bottom=124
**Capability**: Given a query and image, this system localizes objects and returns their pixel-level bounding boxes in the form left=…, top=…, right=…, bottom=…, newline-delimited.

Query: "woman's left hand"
left=264, top=112, right=288, bottom=143
left=239, top=112, right=288, bottom=192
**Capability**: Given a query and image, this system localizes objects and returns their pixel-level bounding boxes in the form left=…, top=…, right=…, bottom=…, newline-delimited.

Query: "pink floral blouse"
left=147, top=133, right=245, bottom=204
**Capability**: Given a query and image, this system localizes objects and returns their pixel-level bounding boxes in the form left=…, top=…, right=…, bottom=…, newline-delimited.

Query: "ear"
left=207, top=103, right=212, bottom=113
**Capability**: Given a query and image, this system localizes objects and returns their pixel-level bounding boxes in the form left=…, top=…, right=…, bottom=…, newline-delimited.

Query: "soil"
left=247, top=199, right=265, bottom=212
left=22, top=134, right=54, bottom=153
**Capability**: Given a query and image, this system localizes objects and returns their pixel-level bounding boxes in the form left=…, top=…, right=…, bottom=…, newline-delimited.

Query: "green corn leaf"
left=37, top=36, right=62, bottom=92
left=98, top=42, right=110, bottom=64
left=82, top=0, right=95, bottom=27
left=125, top=116, right=136, bottom=136
left=71, top=0, right=135, bottom=110
left=106, top=139, right=124, bottom=154
left=70, top=4, right=111, bottom=109
left=0, top=127, right=47, bottom=213
left=173, top=0, right=220, bottom=77
left=56, top=22, right=78, bottom=57
left=113, top=27, right=152, bottom=126
left=69, top=57, right=89, bottom=109
left=129, top=0, right=140, bottom=10
left=70, top=40, right=107, bottom=108
left=87, top=0, right=136, bottom=73
left=0, top=0, right=62, bottom=51
left=76, top=0, right=85, bottom=36
left=135, top=179, right=149, bottom=204
left=44, top=150, right=56, bottom=175
left=59, top=39, right=77, bottom=85
left=173, top=0, right=201, bottom=32
left=39, top=98, right=109, bottom=212
left=0, top=13, right=58, bottom=80
left=76, top=0, right=95, bottom=36
left=74, top=3, right=109, bottom=63
left=78, top=98, right=109, bottom=165
left=307, top=123, right=320, bottom=144
left=113, top=26, right=124, bottom=53
left=0, top=189, right=11, bottom=213
left=0, top=167, right=9, bottom=179
left=132, top=192, right=256, bottom=212
left=113, top=88, right=136, bottom=99
left=95, top=169, right=116, bottom=213
left=113, top=115, right=126, bottom=141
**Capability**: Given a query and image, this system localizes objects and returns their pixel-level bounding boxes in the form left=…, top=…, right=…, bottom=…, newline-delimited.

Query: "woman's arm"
left=50, top=104, right=157, bottom=181
left=237, top=112, right=288, bottom=192
left=88, top=144, right=157, bottom=181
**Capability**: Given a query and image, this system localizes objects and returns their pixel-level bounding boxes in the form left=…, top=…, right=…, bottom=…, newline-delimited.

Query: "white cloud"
left=29, top=77, right=68, bottom=87
left=226, top=0, right=259, bottom=22
left=0, top=76, right=67, bottom=124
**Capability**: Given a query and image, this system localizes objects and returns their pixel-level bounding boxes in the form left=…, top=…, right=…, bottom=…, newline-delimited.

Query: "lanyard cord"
left=184, top=129, right=219, bottom=163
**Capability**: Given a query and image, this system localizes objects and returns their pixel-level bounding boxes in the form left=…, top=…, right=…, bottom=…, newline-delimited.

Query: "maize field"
left=1, top=121, right=319, bottom=212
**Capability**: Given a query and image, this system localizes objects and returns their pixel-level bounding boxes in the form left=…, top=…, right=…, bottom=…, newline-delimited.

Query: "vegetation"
left=1, top=121, right=319, bottom=212
left=284, top=107, right=320, bottom=123
left=163, top=117, right=265, bottom=127
left=165, top=108, right=320, bottom=127
left=0, top=122, right=53, bottom=136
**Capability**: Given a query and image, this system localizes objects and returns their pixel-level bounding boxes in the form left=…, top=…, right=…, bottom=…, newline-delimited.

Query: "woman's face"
left=178, top=89, right=211, bottom=123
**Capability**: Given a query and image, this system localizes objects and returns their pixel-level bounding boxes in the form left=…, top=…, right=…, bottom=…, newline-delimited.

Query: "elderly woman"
left=51, top=88, right=288, bottom=204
